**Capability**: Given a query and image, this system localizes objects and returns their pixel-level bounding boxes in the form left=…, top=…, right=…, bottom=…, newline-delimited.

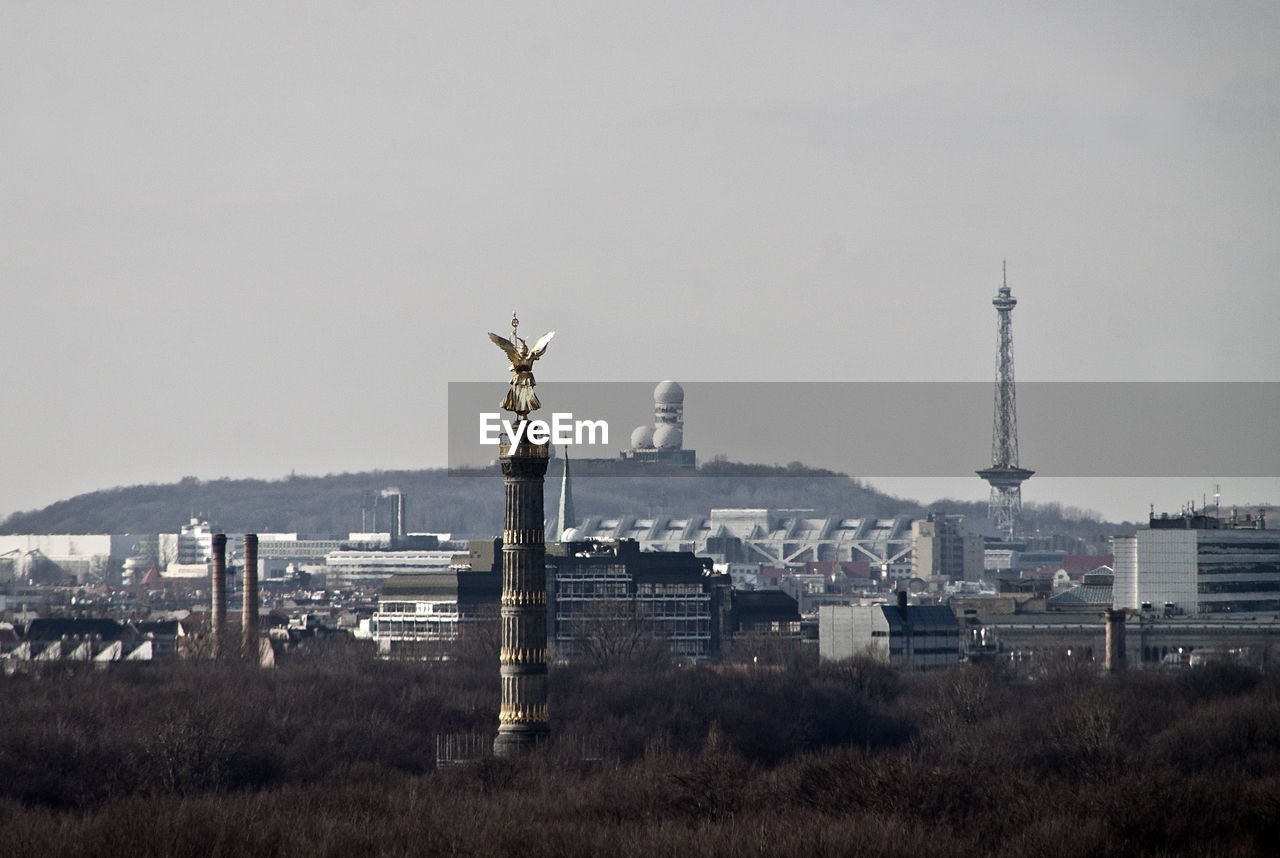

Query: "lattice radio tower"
left=976, top=262, right=1033, bottom=540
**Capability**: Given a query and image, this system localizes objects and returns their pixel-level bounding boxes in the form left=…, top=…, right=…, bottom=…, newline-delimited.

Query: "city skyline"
left=3, top=2, right=1278, bottom=522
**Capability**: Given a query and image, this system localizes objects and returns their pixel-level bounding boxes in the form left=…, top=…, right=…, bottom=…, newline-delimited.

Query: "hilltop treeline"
left=2, top=647, right=1278, bottom=856
left=0, top=464, right=1128, bottom=545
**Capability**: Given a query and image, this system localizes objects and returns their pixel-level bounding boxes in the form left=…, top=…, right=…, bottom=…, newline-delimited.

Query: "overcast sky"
left=3, top=1, right=1278, bottom=523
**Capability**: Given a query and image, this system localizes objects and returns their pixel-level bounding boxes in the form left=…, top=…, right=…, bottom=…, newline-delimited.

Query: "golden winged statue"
left=489, top=313, right=555, bottom=418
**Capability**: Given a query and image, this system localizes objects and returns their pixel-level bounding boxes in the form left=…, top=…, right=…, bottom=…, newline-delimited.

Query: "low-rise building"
left=0, top=534, right=131, bottom=585
left=966, top=611, right=1280, bottom=669
left=729, top=589, right=802, bottom=638
left=819, top=594, right=960, bottom=670
left=325, top=548, right=459, bottom=587
left=367, top=549, right=500, bottom=657
left=1046, top=569, right=1115, bottom=611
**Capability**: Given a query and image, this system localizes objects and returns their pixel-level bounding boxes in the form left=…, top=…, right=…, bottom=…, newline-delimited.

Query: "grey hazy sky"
left=3, top=1, right=1278, bottom=522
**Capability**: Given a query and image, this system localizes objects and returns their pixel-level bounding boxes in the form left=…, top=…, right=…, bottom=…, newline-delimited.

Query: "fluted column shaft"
left=494, top=436, right=550, bottom=756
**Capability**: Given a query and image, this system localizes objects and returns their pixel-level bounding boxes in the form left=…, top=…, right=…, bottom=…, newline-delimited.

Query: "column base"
left=493, top=725, right=550, bottom=758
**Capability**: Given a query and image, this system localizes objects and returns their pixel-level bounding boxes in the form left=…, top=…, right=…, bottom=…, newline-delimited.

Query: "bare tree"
left=559, top=597, right=670, bottom=668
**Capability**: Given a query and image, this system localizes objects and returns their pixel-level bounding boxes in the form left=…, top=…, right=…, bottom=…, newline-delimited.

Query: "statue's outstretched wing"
left=488, top=332, right=521, bottom=365
left=529, top=330, right=555, bottom=360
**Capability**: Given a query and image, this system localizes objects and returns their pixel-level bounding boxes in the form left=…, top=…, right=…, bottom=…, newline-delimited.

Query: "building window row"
left=1198, top=542, right=1280, bottom=555
left=1196, top=562, right=1280, bottom=576
left=636, top=598, right=708, bottom=618
left=636, top=582, right=704, bottom=596
left=1198, top=580, right=1280, bottom=594
left=1197, top=599, right=1280, bottom=614
left=558, top=582, right=630, bottom=598
left=370, top=618, right=459, bottom=639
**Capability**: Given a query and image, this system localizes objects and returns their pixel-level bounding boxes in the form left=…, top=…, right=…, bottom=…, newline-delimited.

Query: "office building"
left=911, top=514, right=985, bottom=582
left=1113, top=511, right=1279, bottom=616
left=548, top=539, right=730, bottom=661
left=367, top=541, right=501, bottom=657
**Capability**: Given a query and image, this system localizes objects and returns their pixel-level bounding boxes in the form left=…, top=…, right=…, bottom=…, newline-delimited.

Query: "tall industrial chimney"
left=1105, top=609, right=1126, bottom=672
left=242, top=534, right=259, bottom=660
left=211, top=533, right=227, bottom=658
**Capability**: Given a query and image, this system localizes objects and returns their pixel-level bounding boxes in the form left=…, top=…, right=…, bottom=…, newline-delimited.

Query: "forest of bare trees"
left=2, top=643, right=1278, bottom=856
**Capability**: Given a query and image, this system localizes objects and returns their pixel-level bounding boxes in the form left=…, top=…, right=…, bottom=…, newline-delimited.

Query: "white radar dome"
left=654, top=380, right=684, bottom=404
left=653, top=424, right=683, bottom=450
left=631, top=426, right=655, bottom=449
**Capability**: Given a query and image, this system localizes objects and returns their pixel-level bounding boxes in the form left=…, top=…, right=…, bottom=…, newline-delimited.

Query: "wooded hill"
left=0, top=462, right=1130, bottom=546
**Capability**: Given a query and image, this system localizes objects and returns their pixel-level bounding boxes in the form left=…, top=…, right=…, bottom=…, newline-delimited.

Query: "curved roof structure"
left=630, top=425, right=655, bottom=449
left=653, top=424, right=682, bottom=450
left=654, top=380, right=684, bottom=404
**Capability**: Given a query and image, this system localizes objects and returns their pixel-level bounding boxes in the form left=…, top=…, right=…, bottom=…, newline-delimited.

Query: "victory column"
left=488, top=314, right=555, bottom=756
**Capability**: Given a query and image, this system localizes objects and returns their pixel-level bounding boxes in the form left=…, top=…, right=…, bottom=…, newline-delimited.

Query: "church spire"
left=554, top=447, right=576, bottom=540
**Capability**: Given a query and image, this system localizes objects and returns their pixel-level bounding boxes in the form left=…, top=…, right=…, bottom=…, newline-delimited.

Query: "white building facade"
left=1113, top=522, right=1280, bottom=617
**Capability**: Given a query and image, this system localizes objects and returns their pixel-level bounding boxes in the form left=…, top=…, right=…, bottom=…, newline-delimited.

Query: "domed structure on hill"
left=653, top=425, right=682, bottom=450
left=630, top=426, right=655, bottom=449
left=614, top=381, right=696, bottom=469
left=653, top=380, right=684, bottom=436
left=654, top=380, right=684, bottom=405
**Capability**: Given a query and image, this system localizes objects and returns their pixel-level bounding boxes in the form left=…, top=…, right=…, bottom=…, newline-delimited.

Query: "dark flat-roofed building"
left=730, top=589, right=801, bottom=638
left=548, top=538, right=729, bottom=661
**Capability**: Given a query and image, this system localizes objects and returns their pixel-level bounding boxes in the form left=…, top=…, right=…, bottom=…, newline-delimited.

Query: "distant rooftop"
left=1047, top=572, right=1114, bottom=610
left=1149, top=509, right=1270, bottom=531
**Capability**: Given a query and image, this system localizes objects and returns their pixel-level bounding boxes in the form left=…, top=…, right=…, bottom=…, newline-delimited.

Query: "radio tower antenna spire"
left=977, top=261, right=1033, bottom=540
